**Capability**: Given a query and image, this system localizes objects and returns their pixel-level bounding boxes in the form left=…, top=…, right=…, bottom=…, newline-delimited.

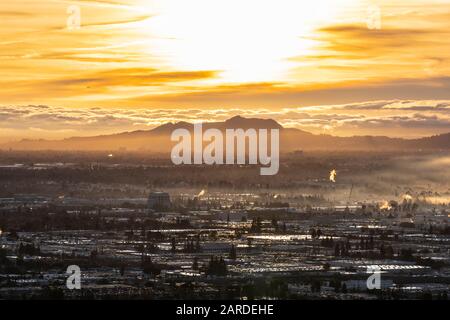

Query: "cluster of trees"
left=18, top=242, right=41, bottom=256
left=379, top=243, right=395, bottom=258
left=228, top=244, right=237, bottom=260
left=141, top=256, right=161, bottom=276
left=310, top=228, right=322, bottom=239
left=248, top=218, right=288, bottom=234
left=428, top=225, right=450, bottom=235
left=330, top=278, right=348, bottom=293
left=334, top=242, right=351, bottom=257
left=271, top=219, right=287, bottom=233
left=358, top=236, right=375, bottom=250
left=333, top=237, right=396, bottom=258
left=174, top=217, right=192, bottom=227
left=320, top=236, right=335, bottom=248
left=206, top=256, right=227, bottom=276
left=249, top=218, right=263, bottom=233
left=320, top=235, right=400, bottom=259
left=183, top=236, right=201, bottom=253
left=169, top=236, right=202, bottom=253
left=310, top=280, right=321, bottom=293
left=242, top=278, right=289, bottom=300
left=0, top=208, right=194, bottom=234
left=0, top=247, right=7, bottom=264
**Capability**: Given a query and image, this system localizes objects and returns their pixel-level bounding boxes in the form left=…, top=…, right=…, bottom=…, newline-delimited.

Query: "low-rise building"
left=148, top=192, right=171, bottom=209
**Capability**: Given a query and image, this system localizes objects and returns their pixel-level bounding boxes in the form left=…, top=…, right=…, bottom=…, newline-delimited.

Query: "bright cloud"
left=1, top=100, right=449, bottom=142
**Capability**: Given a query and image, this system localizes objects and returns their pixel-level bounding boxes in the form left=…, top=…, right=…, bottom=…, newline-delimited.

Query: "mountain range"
left=2, top=116, right=449, bottom=152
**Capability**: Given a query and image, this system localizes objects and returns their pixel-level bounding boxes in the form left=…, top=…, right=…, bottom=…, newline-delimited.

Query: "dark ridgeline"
left=2, top=116, right=449, bottom=152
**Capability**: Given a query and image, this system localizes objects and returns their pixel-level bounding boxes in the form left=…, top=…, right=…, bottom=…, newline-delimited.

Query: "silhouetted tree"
left=229, top=244, right=237, bottom=260
left=206, top=256, right=227, bottom=276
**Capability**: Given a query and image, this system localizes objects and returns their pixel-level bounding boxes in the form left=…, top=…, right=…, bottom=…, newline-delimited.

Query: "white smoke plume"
left=329, top=169, right=337, bottom=183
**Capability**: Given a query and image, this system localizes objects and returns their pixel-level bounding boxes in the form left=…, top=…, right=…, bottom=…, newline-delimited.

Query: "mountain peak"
left=227, top=115, right=245, bottom=122
left=151, top=116, right=284, bottom=133
left=3, top=116, right=449, bottom=152
left=224, top=116, right=283, bottom=129
left=151, top=121, right=192, bottom=133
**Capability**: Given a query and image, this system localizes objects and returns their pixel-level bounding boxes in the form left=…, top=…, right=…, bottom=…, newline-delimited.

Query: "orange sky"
left=1, top=0, right=450, bottom=141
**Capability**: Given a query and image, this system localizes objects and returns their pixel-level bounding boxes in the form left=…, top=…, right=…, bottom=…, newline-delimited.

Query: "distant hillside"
left=2, top=116, right=450, bottom=152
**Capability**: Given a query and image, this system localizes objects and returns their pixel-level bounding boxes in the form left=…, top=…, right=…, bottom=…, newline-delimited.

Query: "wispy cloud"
left=1, top=1, right=450, bottom=108
left=1, top=100, right=449, bottom=142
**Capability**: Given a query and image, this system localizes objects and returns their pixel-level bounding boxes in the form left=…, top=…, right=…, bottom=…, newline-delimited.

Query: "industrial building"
left=148, top=191, right=171, bottom=209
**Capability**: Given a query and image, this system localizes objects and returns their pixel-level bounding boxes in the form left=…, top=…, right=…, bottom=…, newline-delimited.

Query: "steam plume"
left=329, top=169, right=337, bottom=183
